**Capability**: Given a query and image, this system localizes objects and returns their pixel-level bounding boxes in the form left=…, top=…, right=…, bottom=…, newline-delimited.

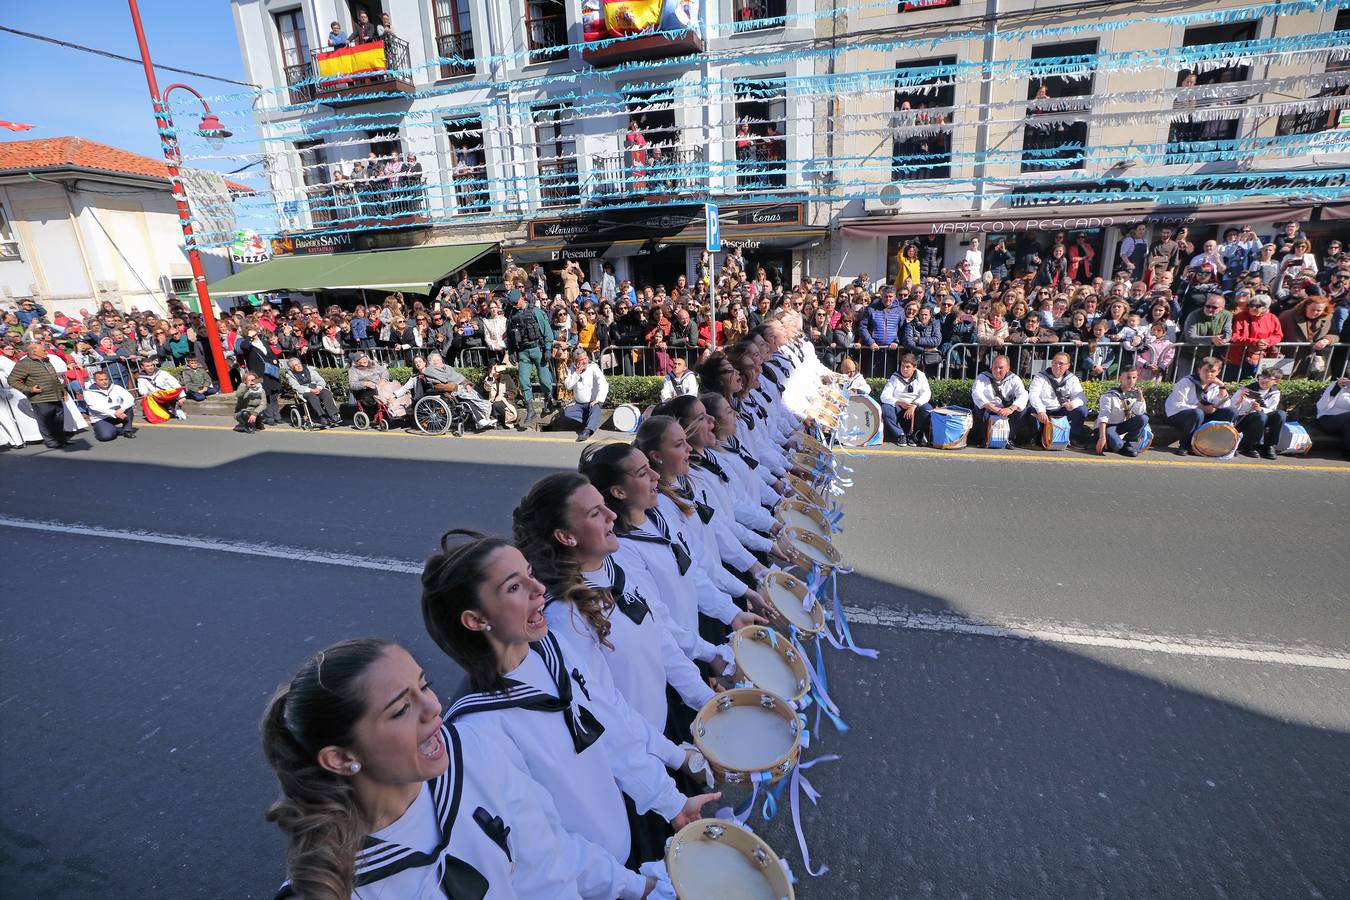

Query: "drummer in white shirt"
left=83, top=369, right=139, bottom=442
left=970, top=354, right=1029, bottom=448
left=563, top=349, right=608, bottom=442
left=1094, top=367, right=1151, bottom=456
left=1027, top=353, right=1089, bottom=445
left=1316, top=376, right=1350, bottom=458
left=879, top=353, right=932, bottom=446
left=659, top=356, right=698, bottom=402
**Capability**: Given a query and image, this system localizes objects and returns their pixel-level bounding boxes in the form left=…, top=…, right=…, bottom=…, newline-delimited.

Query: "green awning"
left=208, top=242, right=497, bottom=296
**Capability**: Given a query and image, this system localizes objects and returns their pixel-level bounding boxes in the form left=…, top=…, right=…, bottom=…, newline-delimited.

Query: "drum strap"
left=984, top=373, right=1010, bottom=407
left=692, top=450, right=730, bottom=483
left=674, top=477, right=715, bottom=524
left=1039, top=371, right=1072, bottom=404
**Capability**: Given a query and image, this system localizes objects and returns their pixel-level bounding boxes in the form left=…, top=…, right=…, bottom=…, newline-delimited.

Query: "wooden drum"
left=779, top=526, right=842, bottom=574
left=775, top=499, right=834, bottom=540
left=729, top=625, right=810, bottom=703
left=759, top=570, right=825, bottom=636
left=666, top=819, right=795, bottom=900
left=692, top=689, right=802, bottom=786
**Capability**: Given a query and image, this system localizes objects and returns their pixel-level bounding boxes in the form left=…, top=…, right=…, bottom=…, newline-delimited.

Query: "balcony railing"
left=306, top=34, right=415, bottom=103
left=538, top=158, right=580, bottom=208
left=734, top=141, right=787, bottom=190
left=733, top=0, right=788, bottom=32
left=451, top=166, right=491, bottom=213
left=436, top=31, right=475, bottom=78
left=589, top=144, right=706, bottom=199
left=527, top=13, right=568, bottom=64
left=283, top=61, right=313, bottom=104
left=301, top=176, right=429, bottom=230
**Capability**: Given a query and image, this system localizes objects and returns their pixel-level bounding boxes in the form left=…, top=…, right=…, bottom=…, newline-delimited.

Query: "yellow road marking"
left=156, top=422, right=1350, bottom=472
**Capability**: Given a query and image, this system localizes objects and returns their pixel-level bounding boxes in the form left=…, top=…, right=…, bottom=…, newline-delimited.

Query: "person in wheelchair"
left=420, top=352, right=494, bottom=431
left=283, top=358, right=341, bottom=427
left=347, top=353, right=410, bottom=421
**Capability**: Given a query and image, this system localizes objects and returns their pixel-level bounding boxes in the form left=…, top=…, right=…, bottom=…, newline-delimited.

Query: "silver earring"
left=350, top=762, right=361, bottom=774
left=483, top=624, right=492, bottom=632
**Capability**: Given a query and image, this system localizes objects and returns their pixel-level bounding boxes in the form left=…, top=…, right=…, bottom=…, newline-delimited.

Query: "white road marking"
left=845, top=606, right=1350, bottom=671
left=6, top=514, right=1349, bottom=672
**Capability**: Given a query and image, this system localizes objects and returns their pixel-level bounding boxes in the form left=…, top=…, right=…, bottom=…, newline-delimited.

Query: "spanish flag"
left=316, top=41, right=387, bottom=79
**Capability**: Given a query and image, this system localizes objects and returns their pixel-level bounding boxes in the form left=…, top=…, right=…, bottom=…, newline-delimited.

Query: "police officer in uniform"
left=507, top=295, right=557, bottom=428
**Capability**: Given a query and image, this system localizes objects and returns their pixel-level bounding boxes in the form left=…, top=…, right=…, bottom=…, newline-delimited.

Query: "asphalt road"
left=1, top=423, right=1347, bottom=899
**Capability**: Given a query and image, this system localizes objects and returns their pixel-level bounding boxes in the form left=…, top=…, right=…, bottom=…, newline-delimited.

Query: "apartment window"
left=732, top=0, right=786, bottom=33
left=892, top=57, right=955, bottom=181
left=525, top=0, right=568, bottom=64
left=0, top=205, right=20, bottom=259
left=534, top=105, right=579, bottom=207
left=733, top=78, right=787, bottom=190
left=275, top=9, right=312, bottom=104
left=1167, top=21, right=1258, bottom=160
left=296, top=140, right=334, bottom=226
left=447, top=115, right=489, bottom=212
left=1022, top=40, right=1096, bottom=173
left=434, top=0, right=475, bottom=78
left=1277, top=9, right=1350, bottom=136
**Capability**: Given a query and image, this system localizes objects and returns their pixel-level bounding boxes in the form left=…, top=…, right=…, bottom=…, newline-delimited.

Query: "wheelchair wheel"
left=287, top=406, right=304, bottom=429
left=352, top=409, right=371, bottom=430
left=377, top=416, right=390, bottom=432
left=414, top=395, right=451, bottom=435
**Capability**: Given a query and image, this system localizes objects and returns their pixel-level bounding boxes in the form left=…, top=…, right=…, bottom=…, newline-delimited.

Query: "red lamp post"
left=127, top=0, right=234, bottom=391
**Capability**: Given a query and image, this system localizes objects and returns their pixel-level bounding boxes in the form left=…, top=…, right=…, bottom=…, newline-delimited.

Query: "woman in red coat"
left=1225, top=294, right=1283, bottom=380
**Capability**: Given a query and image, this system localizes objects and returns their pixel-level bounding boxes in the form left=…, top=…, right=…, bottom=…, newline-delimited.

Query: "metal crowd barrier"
left=596, top=344, right=702, bottom=377
left=933, top=341, right=1348, bottom=382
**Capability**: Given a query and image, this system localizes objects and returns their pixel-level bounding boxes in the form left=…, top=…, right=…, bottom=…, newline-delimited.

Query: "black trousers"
left=301, top=388, right=340, bottom=421
left=92, top=408, right=136, bottom=442
left=31, top=401, right=66, bottom=446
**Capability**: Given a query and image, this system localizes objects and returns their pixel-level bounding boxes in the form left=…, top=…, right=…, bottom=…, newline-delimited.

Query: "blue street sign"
left=705, top=203, right=721, bottom=252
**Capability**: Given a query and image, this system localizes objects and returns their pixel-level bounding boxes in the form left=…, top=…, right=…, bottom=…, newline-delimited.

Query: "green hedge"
left=172, top=366, right=1330, bottom=419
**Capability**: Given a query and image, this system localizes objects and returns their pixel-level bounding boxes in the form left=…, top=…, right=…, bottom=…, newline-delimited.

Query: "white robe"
left=0, top=359, right=41, bottom=446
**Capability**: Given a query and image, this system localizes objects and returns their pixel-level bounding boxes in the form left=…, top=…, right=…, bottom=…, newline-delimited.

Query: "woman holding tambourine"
left=422, top=530, right=719, bottom=885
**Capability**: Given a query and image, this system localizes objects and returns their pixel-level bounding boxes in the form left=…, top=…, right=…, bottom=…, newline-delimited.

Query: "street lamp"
left=127, top=0, right=235, bottom=391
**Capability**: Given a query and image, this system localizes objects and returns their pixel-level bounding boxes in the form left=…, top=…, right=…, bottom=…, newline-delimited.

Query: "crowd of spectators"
left=2, top=219, right=1347, bottom=453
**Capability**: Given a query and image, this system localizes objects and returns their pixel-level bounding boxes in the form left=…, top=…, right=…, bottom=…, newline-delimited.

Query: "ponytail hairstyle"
left=697, top=351, right=734, bottom=399
left=635, top=415, right=694, bottom=516
left=260, top=639, right=392, bottom=900
left=421, top=529, right=512, bottom=694
left=579, top=441, right=642, bottom=524
left=511, top=473, right=614, bottom=648
left=653, top=394, right=701, bottom=431
left=699, top=392, right=731, bottom=440
left=724, top=343, right=758, bottom=397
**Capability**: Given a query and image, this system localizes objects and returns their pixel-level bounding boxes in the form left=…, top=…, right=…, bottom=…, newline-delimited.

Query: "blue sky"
left=0, top=1, right=256, bottom=176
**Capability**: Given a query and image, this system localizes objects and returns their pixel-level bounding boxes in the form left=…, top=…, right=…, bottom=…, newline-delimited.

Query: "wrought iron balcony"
left=436, top=31, right=475, bottom=78
left=527, top=12, right=568, bottom=64
left=538, top=158, right=580, bottom=208
left=588, top=144, right=706, bottom=199
left=308, top=34, right=415, bottom=104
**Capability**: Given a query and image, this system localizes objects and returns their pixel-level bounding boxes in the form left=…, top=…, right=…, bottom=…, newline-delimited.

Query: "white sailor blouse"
left=578, top=552, right=715, bottom=722
left=274, top=724, right=516, bottom=900
left=616, top=504, right=739, bottom=663
left=446, top=634, right=682, bottom=878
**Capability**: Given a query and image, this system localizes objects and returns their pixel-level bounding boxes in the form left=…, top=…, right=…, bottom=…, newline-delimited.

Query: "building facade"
left=229, top=0, right=1349, bottom=294
left=0, top=138, right=234, bottom=316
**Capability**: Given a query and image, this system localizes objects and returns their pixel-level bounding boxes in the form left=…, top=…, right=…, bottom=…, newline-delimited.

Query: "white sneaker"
left=175, top=408, right=187, bottom=420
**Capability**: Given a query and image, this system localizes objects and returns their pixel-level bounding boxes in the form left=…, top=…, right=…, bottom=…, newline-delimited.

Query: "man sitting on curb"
left=233, top=372, right=268, bottom=433
left=83, top=369, right=138, bottom=442
left=562, top=348, right=608, bottom=441
left=971, top=354, right=1028, bottom=448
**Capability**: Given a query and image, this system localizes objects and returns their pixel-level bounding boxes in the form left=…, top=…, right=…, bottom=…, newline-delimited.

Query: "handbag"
left=263, top=362, right=280, bottom=379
